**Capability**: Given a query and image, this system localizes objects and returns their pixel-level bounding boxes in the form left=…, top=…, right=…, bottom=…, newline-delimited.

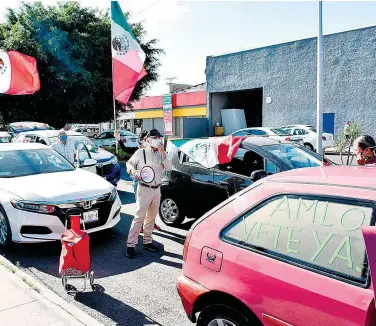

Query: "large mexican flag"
left=111, top=1, right=146, bottom=105
left=170, top=136, right=245, bottom=168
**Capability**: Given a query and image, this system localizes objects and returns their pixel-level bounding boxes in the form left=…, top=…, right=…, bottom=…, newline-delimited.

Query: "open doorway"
left=211, top=88, right=263, bottom=134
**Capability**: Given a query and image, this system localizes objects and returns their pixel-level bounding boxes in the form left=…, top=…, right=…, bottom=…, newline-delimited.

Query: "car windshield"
left=271, top=128, right=289, bottom=135
left=262, top=144, right=323, bottom=169
left=0, top=149, right=75, bottom=178
left=49, top=135, right=98, bottom=152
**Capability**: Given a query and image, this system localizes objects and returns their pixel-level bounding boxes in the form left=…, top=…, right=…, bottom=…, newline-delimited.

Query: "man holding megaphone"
left=125, top=129, right=172, bottom=259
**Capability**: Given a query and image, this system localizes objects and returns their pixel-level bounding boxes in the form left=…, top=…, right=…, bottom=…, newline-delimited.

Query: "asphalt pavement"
left=0, top=165, right=193, bottom=326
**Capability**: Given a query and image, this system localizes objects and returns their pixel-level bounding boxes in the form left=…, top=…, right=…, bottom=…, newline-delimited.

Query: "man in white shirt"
left=52, top=130, right=76, bottom=165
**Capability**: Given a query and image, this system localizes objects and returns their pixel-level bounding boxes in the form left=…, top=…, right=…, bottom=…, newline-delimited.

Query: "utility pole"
left=316, top=1, right=323, bottom=154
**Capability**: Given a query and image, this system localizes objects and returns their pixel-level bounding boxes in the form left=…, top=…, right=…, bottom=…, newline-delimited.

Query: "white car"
left=0, top=131, right=12, bottom=143
left=93, top=130, right=138, bottom=148
left=231, top=127, right=303, bottom=144
left=0, top=143, right=121, bottom=245
left=282, top=126, right=334, bottom=151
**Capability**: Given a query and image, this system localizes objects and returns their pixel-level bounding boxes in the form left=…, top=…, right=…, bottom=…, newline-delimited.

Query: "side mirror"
left=83, top=158, right=97, bottom=167
left=251, top=169, right=268, bottom=182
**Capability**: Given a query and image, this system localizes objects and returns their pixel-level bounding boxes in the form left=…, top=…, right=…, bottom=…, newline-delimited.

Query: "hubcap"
left=208, top=319, right=237, bottom=326
left=160, top=198, right=179, bottom=222
left=0, top=212, right=8, bottom=245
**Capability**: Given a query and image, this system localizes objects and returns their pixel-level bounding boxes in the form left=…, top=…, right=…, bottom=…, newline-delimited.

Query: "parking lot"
left=0, top=166, right=192, bottom=326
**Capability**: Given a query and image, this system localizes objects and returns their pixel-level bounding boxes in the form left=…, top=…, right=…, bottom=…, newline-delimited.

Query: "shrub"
left=106, top=147, right=132, bottom=162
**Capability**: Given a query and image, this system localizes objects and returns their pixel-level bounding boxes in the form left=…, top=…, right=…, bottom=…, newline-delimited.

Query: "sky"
left=1, top=1, right=376, bottom=96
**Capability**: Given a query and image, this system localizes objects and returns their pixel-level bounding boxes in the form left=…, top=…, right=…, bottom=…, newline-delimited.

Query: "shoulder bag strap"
left=143, top=149, right=147, bottom=165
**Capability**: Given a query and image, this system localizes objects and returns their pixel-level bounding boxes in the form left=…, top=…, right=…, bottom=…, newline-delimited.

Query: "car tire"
left=0, top=206, right=12, bottom=247
left=159, top=196, right=185, bottom=226
left=304, top=143, right=314, bottom=151
left=197, top=304, right=252, bottom=326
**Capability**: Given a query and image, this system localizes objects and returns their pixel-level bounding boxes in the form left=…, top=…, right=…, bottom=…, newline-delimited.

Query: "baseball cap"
left=147, top=129, right=162, bottom=138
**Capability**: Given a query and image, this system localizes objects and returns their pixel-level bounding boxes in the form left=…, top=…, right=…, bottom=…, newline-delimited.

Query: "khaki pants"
left=127, top=185, right=161, bottom=247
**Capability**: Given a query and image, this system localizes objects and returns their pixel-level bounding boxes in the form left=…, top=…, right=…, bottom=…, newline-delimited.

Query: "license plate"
left=83, top=210, right=99, bottom=223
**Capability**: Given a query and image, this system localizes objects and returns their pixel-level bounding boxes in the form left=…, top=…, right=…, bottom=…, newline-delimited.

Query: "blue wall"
left=206, top=26, right=376, bottom=138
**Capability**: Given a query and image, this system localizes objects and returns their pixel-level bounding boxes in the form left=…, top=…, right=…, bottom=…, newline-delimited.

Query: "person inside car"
left=354, top=135, right=376, bottom=166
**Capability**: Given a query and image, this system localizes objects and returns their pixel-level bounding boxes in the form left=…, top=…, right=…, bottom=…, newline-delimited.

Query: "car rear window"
left=221, top=194, right=374, bottom=286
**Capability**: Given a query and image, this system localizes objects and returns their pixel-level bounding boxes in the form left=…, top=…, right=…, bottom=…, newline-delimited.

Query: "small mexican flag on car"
left=171, top=136, right=245, bottom=168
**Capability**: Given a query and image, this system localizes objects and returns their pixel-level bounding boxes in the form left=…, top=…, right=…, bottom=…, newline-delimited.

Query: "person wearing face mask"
left=125, top=129, right=171, bottom=259
left=52, top=130, right=76, bottom=165
left=114, top=130, right=161, bottom=231
left=353, top=135, right=376, bottom=166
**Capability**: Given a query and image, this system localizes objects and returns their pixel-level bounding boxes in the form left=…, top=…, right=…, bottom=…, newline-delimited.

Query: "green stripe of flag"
left=111, top=1, right=137, bottom=41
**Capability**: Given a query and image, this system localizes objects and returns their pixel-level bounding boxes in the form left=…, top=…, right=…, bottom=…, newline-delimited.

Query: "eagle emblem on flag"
left=112, top=34, right=129, bottom=55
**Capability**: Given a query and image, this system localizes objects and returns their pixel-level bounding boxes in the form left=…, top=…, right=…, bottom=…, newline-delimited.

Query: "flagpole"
left=111, top=54, right=118, bottom=154
left=316, top=0, right=323, bottom=154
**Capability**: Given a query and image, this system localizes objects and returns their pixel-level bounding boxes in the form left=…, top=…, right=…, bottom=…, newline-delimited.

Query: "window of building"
left=221, top=195, right=373, bottom=285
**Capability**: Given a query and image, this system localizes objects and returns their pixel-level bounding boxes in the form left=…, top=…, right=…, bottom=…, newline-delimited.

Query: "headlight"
left=110, top=157, right=118, bottom=165
left=11, top=200, right=56, bottom=214
left=109, top=187, right=118, bottom=201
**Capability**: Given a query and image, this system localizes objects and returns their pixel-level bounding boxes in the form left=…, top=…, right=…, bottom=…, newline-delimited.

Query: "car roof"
left=267, top=166, right=376, bottom=190
left=17, top=130, right=83, bottom=137
left=0, top=143, right=48, bottom=151
left=242, top=136, right=283, bottom=146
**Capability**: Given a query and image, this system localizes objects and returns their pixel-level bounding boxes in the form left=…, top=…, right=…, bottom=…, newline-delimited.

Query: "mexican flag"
left=111, top=1, right=147, bottom=105
left=171, top=136, right=245, bottom=168
left=0, top=50, right=40, bottom=95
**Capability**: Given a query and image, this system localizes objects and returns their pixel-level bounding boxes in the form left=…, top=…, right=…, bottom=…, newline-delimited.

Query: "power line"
left=133, top=0, right=162, bottom=17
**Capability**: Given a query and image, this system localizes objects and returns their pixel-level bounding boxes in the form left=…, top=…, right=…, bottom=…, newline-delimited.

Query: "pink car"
left=178, top=166, right=376, bottom=326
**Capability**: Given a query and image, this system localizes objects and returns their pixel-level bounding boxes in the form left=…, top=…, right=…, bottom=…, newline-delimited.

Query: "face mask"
left=60, top=135, right=68, bottom=142
left=150, top=138, right=162, bottom=148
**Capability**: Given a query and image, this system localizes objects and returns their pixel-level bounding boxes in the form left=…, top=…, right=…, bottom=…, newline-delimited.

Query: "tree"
left=0, top=1, right=163, bottom=127
left=336, top=121, right=362, bottom=165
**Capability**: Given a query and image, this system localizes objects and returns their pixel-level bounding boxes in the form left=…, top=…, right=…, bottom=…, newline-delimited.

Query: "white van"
left=70, top=124, right=100, bottom=138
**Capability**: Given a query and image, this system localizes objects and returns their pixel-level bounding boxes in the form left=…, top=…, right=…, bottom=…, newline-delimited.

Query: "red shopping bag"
left=59, top=215, right=90, bottom=276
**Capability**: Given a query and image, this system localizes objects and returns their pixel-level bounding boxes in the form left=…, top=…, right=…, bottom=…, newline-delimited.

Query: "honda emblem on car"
left=81, top=201, right=92, bottom=209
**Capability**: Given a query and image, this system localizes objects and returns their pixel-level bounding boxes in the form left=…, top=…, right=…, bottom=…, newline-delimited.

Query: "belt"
left=139, top=183, right=160, bottom=189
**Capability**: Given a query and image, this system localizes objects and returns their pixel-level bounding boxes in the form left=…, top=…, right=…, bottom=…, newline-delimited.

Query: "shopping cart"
left=59, top=208, right=95, bottom=293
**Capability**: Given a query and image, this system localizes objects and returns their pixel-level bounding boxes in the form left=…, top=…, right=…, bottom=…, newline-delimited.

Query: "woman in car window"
left=353, top=135, right=376, bottom=166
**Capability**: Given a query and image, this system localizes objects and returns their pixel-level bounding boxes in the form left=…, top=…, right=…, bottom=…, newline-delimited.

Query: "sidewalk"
left=0, top=259, right=103, bottom=326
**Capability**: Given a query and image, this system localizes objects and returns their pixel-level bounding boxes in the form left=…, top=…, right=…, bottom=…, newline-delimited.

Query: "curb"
left=0, top=254, right=103, bottom=326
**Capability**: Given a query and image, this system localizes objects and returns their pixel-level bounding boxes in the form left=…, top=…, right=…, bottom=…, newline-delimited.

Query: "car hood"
left=89, top=148, right=114, bottom=163
left=0, top=169, right=114, bottom=202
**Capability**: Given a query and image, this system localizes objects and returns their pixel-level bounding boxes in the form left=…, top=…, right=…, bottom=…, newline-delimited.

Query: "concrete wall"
left=206, top=26, right=376, bottom=138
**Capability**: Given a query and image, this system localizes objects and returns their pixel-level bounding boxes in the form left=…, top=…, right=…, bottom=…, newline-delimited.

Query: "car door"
left=76, top=142, right=97, bottom=173
left=178, top=152, right=224, bottom=218
left=212, top=147, right=260, bottom=196
left=221, top=192, right=375, bottom=326
left=103, top=132, right=115, bottom=147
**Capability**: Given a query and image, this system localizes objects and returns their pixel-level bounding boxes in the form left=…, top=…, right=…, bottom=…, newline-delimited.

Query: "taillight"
left=322, top=136, right=327, bottom=141
left=285, top=137, right=291, bottom=141
left=122, top=138, right=127, bottom=143
left=183, top=230, right=193, bottom=262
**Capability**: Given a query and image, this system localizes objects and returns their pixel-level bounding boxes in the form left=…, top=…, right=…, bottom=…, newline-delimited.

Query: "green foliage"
left=106, top=146, right=132, bottom=161
left=336, top=121, right=363, bottom=165
left=0, top=1, right=163, bottom=127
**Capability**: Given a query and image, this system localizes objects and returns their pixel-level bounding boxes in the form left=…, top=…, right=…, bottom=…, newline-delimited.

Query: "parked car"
left=178, top=166, right=376, bottom=326
left=70, top=124, right=100, bottom=139
left=0, top=131, right=12, bottom=143
left=0, top=143, right=121, bottom=246
left=160, top=137, right=333, bottom=226
left=13, top=130, right=121, bottom=186
left=7, top=121, right=54, bottom=135
left=93, top=130, right=138, bottom=149
left=282, top=125, right=334, bottom=151
left=231, top=127, right=303, bottom=144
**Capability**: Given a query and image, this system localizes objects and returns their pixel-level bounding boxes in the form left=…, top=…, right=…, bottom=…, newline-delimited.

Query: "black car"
left=159, top=137, right=333, bottom=226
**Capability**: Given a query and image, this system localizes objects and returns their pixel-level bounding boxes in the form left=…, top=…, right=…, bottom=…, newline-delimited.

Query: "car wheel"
left=159, top=197, right=185, bottom=226
left=0, top=206, right=12, bottom=246
left=197, top=305, right=252, bottom=326
left=304, top=143, right=314, bottom=151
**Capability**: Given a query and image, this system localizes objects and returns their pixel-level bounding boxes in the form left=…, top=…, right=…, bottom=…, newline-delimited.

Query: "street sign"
left=163, top=94, right=173, bottom=136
